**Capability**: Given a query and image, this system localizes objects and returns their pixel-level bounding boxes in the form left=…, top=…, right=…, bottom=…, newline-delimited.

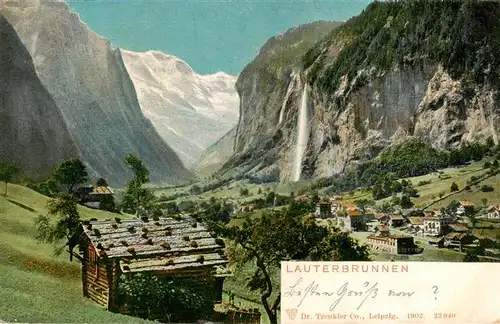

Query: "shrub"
left=417, top=180, right=431, bottom=186
left=117, top=273, right=213, bottom=322
left=481, top=185, right=494, bottom=192
left=450, top=182, right=459, bottom=192
left=215, top=238, right=225, bottom=247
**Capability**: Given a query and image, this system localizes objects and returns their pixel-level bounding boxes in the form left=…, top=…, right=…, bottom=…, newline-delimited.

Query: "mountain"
left=0, top=13, right=77, bottom=179
left=193, top=126, right=238, bottom=177
left=0, top=0, right=192, bottom=186
left=120, top=49, right=239, bottom=168
left=220, top=1, right=500, bottom=182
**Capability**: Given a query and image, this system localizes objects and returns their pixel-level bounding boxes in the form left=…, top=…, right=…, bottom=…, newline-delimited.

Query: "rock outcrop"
left=121, top=49, right=239, bottom=168
left=0, top=13, right=76, bottom=178
left=0, top=0, right=192, bottom=186
left=221, top=1, right=500, bottom=182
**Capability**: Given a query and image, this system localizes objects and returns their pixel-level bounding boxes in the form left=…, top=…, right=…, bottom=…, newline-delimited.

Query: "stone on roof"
left=82, top=216, right=228, bottom=274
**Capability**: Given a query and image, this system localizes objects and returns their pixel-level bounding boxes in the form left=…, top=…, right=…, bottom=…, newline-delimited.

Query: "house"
left=456, top=200, right=475, bottom=216
left=443, top=232, right=475, bottom=250
left=329, top=199, right=341, bottom=214
left=314, top=202, right=332, bottom=219
left=407, top=217, right=424, bottom=235
left=78, top=216, right=230, bottom=312
left=388, top=214, right=405, bottom=227
left=402, top=208, right=424, bottom=218
left=341, top=202, right=358, bottom=210
left=364, top=211, right=375, bottom=222
left=423, top=216, right=444, bottom=236
left=446, top=223, right=470, bottom=234
left=77, top=186, right=114, bottom=210
left=487, top=205, right=500, bottom=220
left=366, top=234, right=422, bottom=254
left=428, top=237, right=445, bottom=248
left=294, top=195, right=313, bottom=202
left=238, top=204, right=256, bottom=213
left=374, top=225, right=390, bottom=236
left=337, top=209, right=366, bottom=232
left=373, top=213, right=389, bottom=224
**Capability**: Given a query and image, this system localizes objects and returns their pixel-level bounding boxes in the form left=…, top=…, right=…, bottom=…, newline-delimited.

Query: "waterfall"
left=292, top=85, right=309, bottom=182
left=278, top=76, right=295, bottom=125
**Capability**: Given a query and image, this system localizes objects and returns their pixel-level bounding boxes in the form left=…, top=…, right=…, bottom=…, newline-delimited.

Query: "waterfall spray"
left=292, top=85, right=309, bottom=182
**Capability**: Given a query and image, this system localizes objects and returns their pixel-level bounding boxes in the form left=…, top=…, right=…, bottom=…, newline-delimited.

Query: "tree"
left=96, top=178, right=108, bottom=187
left=481, top=198, right=488, bottom=208
left=34, top=193, right=83, bottom=262
left=223, top=207, right=369, bottom=324
left=0, top=162, right=20, bottom=196
left=492, top=160, right=499, bottom=169
left=400, top=195, right=413, bottom=209
left=124, top=154, right=149, bottom=184
left=450, top=182, right=459, bottom=192
left=463, top=250, right=480, bottom=262
left=53, top=158, right=88, bottom=194
left=122, top=154, right=154, bottom=214
left=240, top=187, right=249, bottom=196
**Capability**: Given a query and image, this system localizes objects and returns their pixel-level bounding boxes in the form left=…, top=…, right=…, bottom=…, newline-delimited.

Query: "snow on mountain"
left=121, top=49, right=240, bottom=168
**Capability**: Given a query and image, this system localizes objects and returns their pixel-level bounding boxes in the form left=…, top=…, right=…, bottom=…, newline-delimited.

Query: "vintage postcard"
left=1, top=0, right=500, bottom=323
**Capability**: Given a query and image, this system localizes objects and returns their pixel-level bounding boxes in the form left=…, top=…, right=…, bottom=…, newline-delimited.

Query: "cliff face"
left=0, top=14, right=77, bottom=178
left=194, top=126, right=237, bottom=177
left=120, top=49, right=239, bottom=168
left=222, top=1, right=500, bottom=182
left=0, top=0, right=192, bottom=186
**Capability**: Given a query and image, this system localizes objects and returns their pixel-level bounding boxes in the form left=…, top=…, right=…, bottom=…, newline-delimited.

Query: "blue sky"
left=68, top=0, right=370, bottom=75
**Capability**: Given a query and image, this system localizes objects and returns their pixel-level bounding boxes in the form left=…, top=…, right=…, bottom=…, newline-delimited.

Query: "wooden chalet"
left=77, top=185, right=114, bottom=210
left=78, top=216, right=229, bottom=312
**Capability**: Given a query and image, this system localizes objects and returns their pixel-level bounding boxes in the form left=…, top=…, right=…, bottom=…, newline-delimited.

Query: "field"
left=0, top=184, right=150, bottom=323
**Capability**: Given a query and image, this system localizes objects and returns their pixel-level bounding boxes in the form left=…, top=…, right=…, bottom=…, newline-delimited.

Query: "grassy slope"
left=0, top=184, right=150, bottom=323
left=340, top=159, right=500, bottom=208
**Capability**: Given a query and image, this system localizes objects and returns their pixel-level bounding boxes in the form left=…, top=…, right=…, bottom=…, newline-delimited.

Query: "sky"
left=68, top=0, right=370, bottom=75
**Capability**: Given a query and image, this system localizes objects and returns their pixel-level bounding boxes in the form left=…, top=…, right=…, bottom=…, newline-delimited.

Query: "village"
left=280, top=195, right=500, bottom=258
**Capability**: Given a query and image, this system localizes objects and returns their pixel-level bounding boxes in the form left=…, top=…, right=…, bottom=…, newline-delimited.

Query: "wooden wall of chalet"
left=81, top=240, right=112, bottom=308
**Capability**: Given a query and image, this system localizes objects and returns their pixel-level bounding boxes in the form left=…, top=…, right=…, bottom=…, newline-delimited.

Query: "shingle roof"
left=448, top=223, right=469, bottom=232
left=347, top=210, right=361, bottom=216
left=91, top=186, right=113, bottom=194
left=82, top=216, right=228, bottom=273
left=459, top=200, right=475, bottom=207
left=408, top=217, right=424, bottom=225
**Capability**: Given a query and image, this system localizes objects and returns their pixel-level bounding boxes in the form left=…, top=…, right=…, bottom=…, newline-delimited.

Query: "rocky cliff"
left=0, top=0, right=192, bottom=186
left=121, top=49, right=239, bottom=168
left=221, top=1, right=500, bottom=183
left=0, top=13, right=77, bottom=178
